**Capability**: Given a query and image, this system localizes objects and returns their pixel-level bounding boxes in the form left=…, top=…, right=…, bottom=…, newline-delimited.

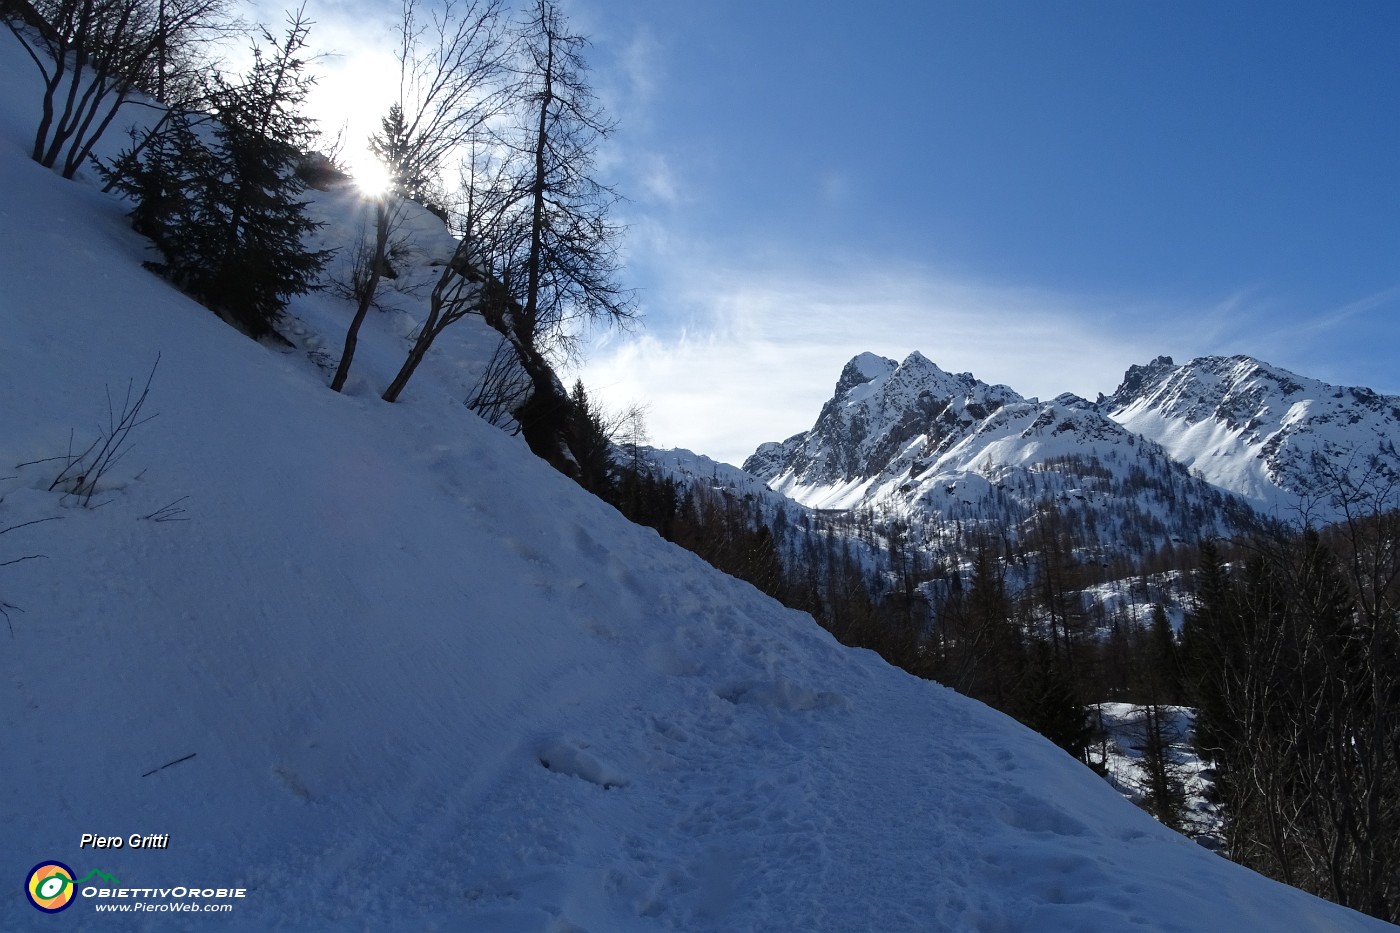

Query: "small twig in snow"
left=141, top=752, right=197, bottom=777
left=142, top=496, right=190, bottom=522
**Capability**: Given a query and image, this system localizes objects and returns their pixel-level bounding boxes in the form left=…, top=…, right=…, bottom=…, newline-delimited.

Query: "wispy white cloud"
left=634, top=153, right=684, bottom=206
left=616, top=26, right=660, bottom=117
left=581, top=8, right=661, bottom=132
left=1227, top=285, right=1400, bottom=392
left=1287, top=285, right=1400, bottom=338
left=279, top=0, right=1399, bottom=472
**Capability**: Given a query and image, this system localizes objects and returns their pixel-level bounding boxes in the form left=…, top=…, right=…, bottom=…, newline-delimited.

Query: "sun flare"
left=351, top=159, right=393, bottom=198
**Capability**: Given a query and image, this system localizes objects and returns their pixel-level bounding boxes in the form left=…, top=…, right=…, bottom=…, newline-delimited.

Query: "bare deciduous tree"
left=380, top=145, right=520, bottom=403
left=366, top=0, right=633, bottom=481
left=330, top=0, right=508, bottom=393
left=387, top=0, right=634, bottom=451
left=330, top=191, right=395, bottom=392
left=465, top=333, right=532, bottom=427
left=381, top=0, right=511, bottom=203
left=5, top=0, right=234, bottom=178
left=1183, top=465, right=1400, bottom=922
left=508, top=0, right=634, bottom=356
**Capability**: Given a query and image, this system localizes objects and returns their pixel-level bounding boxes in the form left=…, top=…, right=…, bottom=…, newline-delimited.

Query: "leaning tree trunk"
left=332, top=198, right=390, bottom=392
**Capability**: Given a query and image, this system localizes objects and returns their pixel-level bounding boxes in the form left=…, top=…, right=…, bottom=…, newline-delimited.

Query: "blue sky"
left=295, top=0, right=1399, bottom=465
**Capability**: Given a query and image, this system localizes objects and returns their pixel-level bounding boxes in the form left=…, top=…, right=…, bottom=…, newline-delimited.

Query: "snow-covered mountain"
left=1100, top=354, right=1400, bottom=521
left=644, top=446, right=787, bottom=504
left=3, top=25, right=1397, bottom=931
left=744, top=352, right=1256, bottom=550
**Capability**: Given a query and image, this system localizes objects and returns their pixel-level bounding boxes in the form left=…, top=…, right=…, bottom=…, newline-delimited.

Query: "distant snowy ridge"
left=643, top=446, right=788, bottom=504
left=1101, top=354, right=1400, bottom=520
left=744, top=351, right=1256, bottom=549
left=745, top=349, right=1398, bottom=544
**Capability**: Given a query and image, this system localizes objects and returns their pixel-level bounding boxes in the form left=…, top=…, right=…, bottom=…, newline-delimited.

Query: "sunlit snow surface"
left=1, top=30, right=1395, bottom=932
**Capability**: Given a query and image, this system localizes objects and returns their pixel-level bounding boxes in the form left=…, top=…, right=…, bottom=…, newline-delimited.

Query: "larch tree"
left=508, top=0, right=634, bottom=357
left=1183, top=513, right=1400, bottom=923
left=380, top=0, right=635, bottom=482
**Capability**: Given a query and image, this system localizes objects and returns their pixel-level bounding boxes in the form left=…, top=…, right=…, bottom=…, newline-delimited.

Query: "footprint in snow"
left=537, top=737, right=628, bottom=790
left=715, top=677, right=846, bottom=713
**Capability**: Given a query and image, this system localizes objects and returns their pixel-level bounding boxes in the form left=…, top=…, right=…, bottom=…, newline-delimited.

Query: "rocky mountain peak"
left=833, top=352, right=897, bottom=397
left=1110, top=355, right=1176, bottom=405
left=743, top=350, right=1035, bottom=495
left=744, top=347, right=1400, bottom=540
left=743, top=350, right=1252, bottom=545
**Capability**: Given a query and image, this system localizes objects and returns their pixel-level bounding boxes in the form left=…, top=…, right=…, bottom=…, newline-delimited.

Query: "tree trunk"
left=381, top=337, right=431, bottom=403
left=331, top=199, right=389, bottom=392
left=522, top=18, right=553, bottom=332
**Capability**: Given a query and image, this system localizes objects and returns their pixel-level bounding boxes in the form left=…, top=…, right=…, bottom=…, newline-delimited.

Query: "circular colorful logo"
left=26, top=861, right=77, bottom=913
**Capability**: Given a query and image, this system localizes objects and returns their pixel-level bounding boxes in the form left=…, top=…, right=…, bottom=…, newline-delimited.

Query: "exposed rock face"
left=745, top=352, right=1013, bottom=491
left=743, top=350, right=1398, bottom=536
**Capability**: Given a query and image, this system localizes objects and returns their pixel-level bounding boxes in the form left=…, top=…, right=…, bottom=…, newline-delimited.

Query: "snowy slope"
left=1102, top=355, right=1400, bottom=522
left=3, top=32, right=1396, bottom=933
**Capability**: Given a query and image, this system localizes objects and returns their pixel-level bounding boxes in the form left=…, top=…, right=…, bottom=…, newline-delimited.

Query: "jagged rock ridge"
left=1100, top=354, right=1400, bottom=519
left=744, top=352, right=1257, bottom=552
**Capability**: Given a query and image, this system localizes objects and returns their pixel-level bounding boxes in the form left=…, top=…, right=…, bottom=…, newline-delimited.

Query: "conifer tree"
left=369, top=102, right=433, bottom=203
left=107, top=10, right=331, bottom=338
left=567, top=379, right=615, bottom=497
left=1146, top=603, right=1180, bottom=703
left=1179, top=539, right=1238, bottom=772
left=1136, top=701, right=1187, bottom=830
left=1017, top=638, right=1091, bottom=762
